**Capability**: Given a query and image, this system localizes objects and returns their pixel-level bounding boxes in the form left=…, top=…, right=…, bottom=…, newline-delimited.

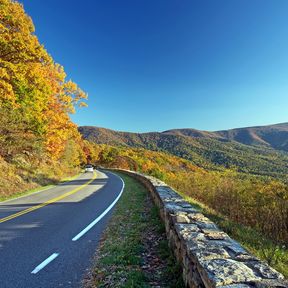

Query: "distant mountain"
left=79, top=123, right=288, bottom=151
left=166, top=122, right=288, bottom=151
left=79, top=123, right=288, bottom=179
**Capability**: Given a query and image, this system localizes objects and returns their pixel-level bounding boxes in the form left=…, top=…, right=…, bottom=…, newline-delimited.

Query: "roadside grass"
left=0, top=171, right=82, bottom=202
left=181, top=194, right=288, bottom=278
left=85, top=172, right=184, bottom=288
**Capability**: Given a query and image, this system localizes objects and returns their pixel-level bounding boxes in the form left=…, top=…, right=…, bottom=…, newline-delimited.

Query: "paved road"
left=0, top=170, right=124, bottom=288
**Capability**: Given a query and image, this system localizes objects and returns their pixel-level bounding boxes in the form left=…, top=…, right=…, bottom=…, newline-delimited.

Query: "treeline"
left=91, top=144, right=288, bottom=245
left=79, top=126, right=288, bottom=181
left=0, top=0, right=89, bottom=196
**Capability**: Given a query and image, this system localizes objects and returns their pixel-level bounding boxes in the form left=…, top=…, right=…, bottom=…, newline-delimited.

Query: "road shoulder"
left=83, top=172, right=184, bottom=288
left=0, top=171, right=82, bottom=203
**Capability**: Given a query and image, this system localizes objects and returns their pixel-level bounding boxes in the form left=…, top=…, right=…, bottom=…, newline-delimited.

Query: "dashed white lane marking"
left=72, top=174, right=125, bottom=241
left=31, top=253, right=59, bottom=274
left=31, top=172, right=124, bottom=276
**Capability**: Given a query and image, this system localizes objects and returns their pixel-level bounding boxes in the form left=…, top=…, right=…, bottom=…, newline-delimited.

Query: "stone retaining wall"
left=113, top=169, right=287, bottom=288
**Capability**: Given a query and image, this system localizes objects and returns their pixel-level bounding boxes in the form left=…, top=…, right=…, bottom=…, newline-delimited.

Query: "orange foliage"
left=91, top=144, right=288, bottom=244
left=0, top=0, right=88, bottom=162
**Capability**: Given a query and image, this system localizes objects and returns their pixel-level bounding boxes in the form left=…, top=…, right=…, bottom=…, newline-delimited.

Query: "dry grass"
left=84, top=173, right=184, bottom=288
left=0, top=156, right=80, bottom=201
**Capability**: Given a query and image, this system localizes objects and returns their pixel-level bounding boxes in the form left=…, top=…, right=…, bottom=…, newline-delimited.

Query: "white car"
left=85, top=164, right=94, bottom=173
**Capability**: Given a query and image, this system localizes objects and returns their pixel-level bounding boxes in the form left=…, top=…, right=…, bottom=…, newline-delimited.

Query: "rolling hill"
left=79, top=123, right=288, bottom=180
left=166, top=122, right=288, bottom=151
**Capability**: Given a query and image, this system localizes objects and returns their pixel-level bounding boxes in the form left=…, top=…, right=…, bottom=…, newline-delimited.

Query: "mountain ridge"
left=79, top=122, right=288, bottom=152
left=79, top=122, right=288, bottom=180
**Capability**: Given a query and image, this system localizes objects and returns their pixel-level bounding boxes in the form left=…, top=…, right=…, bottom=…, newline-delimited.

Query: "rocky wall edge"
left=107, top=169, right=287, bottom=288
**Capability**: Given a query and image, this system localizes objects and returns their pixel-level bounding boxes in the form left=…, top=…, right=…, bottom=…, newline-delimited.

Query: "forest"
left=79, top=126, right=288, bottom=182
left=0, top=0, right=89, bottom=197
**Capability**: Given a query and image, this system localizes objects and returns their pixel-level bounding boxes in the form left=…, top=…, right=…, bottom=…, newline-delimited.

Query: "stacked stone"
left=116, top=169, right=287, bottom=288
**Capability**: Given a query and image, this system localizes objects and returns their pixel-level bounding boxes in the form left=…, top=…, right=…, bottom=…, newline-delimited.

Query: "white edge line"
left=31, top=253, right=59, bottom=274
left=72, top=172, right=125, bottom=242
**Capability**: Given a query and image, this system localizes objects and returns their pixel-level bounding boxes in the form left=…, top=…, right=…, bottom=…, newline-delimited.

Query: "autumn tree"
left=0, top=0, right=87, bottom=162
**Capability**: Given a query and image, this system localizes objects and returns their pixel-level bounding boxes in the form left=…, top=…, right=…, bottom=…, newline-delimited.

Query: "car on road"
left=85, top=164, right=94, bottom=173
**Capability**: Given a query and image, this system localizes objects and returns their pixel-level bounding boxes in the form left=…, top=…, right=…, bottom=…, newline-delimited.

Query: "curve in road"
left=0, top=170, right=124, bottom=288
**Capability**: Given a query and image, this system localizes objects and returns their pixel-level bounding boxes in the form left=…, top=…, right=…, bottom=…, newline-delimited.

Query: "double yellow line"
left=0, top=172, right=97, bottom=224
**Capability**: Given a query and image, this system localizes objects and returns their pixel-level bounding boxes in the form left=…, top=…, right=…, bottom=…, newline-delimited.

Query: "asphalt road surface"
left=0, top=170, right=124, bottom=288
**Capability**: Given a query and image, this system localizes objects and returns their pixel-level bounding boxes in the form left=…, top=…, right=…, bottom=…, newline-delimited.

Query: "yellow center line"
left=0, top=172, right=97, bottom=224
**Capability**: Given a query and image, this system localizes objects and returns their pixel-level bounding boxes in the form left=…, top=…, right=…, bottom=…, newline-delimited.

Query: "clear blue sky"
left=21, top=0, right=288, bottom=132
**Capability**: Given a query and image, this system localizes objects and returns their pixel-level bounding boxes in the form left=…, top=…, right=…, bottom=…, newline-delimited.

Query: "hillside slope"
left=92, top=145, right=288, bottom=246
left=79, top=124, right=288, bottom=180
left=80, top=122, right=288, bottom=151
left=166, top=122, right=288, bottom=151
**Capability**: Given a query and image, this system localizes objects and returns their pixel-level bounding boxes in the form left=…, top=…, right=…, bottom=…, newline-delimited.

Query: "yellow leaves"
left=0, top=0, right=49, bottom=66
left=0, top=78, right=14, bottom=102
left=0, top=66, right=9, bottom=79
left=79, top=101, right=88, bottom=107
left=95, top=144, right=203, bottom=178
left=0, top=0, right=34, bottom=35
left=60, top=80, right=88, bottom=113
left=64, top=80, right=77, bottom=91
left=0, top=0, right=88, bottom=162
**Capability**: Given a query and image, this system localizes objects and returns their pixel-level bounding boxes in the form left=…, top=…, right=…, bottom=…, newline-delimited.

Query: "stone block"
left=244, top=260, right=285, bottom=280
left=197, top=220, right=219, bottom=230
left=198, top=258, right=261, bottom=286
left=175, top=223, right=203, bottom=241
left=253, top=279, right=288, bottom=288
left=165, top=202, right=197, bottom=214
left=201, top=229, right=229, bottom=240
left=189, top=242, right=230, bottom=261
left=219, top=284, right=254, bottom=288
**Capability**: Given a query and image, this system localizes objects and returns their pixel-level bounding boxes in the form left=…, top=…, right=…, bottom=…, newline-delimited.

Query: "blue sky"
left=21, top=0, right=288, bottom=132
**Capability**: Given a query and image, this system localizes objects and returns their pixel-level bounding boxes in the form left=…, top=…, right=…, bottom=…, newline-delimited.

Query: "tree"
left=0, top=0, right=88, bottom=161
